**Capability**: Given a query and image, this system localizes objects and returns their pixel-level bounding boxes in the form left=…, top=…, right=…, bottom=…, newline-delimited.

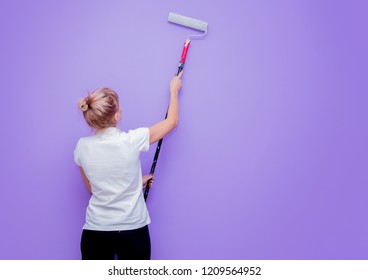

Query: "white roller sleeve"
left=168, top=12, right=208, bottom=32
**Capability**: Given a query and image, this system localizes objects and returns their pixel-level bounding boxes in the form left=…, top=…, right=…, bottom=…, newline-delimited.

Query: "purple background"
left=0, top=0, right=367, bottom=259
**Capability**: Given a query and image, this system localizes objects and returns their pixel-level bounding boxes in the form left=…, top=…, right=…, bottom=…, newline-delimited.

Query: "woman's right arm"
left=149, top=71, right=183, bottom=144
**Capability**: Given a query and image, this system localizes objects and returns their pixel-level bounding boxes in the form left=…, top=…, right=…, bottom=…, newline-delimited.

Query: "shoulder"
left=75, top=134, right=98, bottom=149
left=125, top=127, right=150, bottom=151
left=76, top=135, right=92, bottom=144
left=127, top=127, right=149, bottom=136
left=126, top=127, right=149, bottom=140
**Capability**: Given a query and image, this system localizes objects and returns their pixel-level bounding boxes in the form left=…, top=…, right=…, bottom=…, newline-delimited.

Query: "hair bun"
left=78, top=98, right=89, bottom=112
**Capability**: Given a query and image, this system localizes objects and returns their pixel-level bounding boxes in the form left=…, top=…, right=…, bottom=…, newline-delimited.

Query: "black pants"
left=81, top=225, right=151, bottom=260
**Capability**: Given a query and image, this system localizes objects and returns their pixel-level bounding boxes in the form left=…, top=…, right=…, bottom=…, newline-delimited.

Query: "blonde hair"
left=78, top=88, right=120, bottom=130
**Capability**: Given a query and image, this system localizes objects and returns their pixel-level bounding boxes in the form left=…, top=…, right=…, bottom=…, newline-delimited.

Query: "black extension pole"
left=144, top=65, right=185, bottom=201
left=143, top=114, right=166, bottom=201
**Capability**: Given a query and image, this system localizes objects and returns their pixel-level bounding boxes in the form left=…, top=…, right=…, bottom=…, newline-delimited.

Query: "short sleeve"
left=74, top=140, right=81, bottom=166
left=129, top=127, right=150, bottom=152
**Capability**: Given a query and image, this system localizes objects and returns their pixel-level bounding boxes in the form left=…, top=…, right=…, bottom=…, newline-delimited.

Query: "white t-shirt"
left=74, top=127, right=150, bottom=231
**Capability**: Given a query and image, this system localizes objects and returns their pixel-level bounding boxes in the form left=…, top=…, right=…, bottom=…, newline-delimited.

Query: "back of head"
left=78, top=88, right=120, bottom=130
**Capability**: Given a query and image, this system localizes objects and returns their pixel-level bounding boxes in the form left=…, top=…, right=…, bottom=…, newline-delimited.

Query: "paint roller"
left=144, top=12, right=208, bottom=201
left=168, top=12, right=208, bottom=74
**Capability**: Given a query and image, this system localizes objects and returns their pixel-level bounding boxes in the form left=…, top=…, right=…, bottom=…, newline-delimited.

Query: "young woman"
left=74, top=71, right=183, bottom=260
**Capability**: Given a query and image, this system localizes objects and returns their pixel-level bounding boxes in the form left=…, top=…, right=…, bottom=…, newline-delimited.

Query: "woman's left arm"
left=79, top=167, right=92, bottom=194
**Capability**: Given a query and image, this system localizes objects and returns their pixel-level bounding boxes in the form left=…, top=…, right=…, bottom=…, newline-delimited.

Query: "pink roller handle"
left=177, top=39, right=191, bottom=75
left=180, top=39, right=191, bottom=64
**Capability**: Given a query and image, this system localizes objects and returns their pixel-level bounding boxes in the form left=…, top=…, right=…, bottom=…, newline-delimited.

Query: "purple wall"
left=1, top=0, right=367, bottom=259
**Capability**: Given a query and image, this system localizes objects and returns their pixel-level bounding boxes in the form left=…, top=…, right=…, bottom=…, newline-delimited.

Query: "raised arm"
left=149, top=71, right=183, bottom=144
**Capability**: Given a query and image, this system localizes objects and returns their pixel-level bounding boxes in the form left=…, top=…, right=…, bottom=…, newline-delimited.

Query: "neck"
left=95, top=126, right=116, bottom=134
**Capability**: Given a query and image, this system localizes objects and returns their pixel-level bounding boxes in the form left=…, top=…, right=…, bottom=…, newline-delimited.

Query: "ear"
left=114, top=109, right=122, bottom=122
